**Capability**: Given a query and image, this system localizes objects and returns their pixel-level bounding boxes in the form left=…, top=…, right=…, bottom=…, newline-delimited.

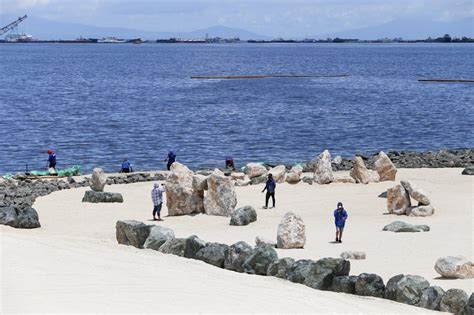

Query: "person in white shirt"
left=151, top=183, right=165, bottom=221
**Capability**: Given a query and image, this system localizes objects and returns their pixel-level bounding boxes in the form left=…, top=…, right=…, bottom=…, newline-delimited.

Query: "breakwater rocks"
left=303, top=149, right=474, bottom=172
left=0, top=171, right=168, bottom=229
left=116, top=221, right=473, bottom=314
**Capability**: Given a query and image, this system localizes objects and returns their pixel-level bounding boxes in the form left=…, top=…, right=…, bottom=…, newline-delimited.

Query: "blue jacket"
left=168, top=152, right=176, bottom=163
left=122, top=161, right=131, bottom=170
left=264, top=179, right=276, bottom=193
left=334, top=209, right=348, bottom=227
left=48, top=153, right=56, bottom=163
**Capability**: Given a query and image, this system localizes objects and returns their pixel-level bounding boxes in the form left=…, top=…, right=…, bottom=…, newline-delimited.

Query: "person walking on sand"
left=262, top=173, right=276, bottom=209
left=164, top=150, right=176, bottom=170
left=151, top=183, right=165, bottom=221
left=47, top=149, right=57, bottom=170
left=334, top=202, right=348, bottom=243
left=120, top=159, right=133, bottom=173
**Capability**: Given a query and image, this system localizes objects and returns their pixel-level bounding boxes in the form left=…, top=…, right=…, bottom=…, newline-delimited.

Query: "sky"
left=1, top=0, right=473, bottom=38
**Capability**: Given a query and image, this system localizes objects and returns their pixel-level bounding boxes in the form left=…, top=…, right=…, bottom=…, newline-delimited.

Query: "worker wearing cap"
left=47, top=149, right=57, bottom=170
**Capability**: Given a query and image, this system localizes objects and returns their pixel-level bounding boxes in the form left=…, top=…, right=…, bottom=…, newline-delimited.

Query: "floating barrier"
left=191, top=74, right=350, bottom=79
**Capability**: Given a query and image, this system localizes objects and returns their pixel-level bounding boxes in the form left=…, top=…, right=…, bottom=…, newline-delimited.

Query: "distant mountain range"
left=1, top=15, right=473, bottom=41
left=314, top=17, right=474, bottom=40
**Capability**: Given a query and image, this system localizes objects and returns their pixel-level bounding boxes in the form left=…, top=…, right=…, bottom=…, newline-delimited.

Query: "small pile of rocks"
left=386, top=180, right=434, bottom=216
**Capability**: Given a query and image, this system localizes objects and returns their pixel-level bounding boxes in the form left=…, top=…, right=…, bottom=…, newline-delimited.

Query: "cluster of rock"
left=386, top=180, right=434, bottom=216
left=82, top=168, right=124, bottom=203
left=0, top=170, right=169, bottom=229
left=115, top=220, right=473, bottom=314
left=306, top=149, right=474, bottom=172
left=303, top=150, right=397, bottom=185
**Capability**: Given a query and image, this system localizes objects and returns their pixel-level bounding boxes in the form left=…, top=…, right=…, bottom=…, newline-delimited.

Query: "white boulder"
left=374, top=151, right=397, bottom=181
left=90, top=168, right=107, bottom=192
left=435, top=256, right=474, bottom=279
left=204, top=169, right=237, bottom=217
left=313, top=150, right=334, bottom=184
left=277, top=212, right=306, bottom=249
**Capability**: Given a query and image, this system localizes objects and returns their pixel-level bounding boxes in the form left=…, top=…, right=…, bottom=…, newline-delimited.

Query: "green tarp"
left=29, top=165, right=81, bottom=177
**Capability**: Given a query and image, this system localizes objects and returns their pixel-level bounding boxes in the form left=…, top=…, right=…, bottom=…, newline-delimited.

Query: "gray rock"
left=255, top=236, right=277, bottom=248
left=331, top=275, right=358, bottom=294
left=90, top=168, right=107, bottom=192
left=340, top=251, right=366, bottom=260
left=15, top=207, right=41, bottom=229
left=184, top=235, right=207, bottom=259
left=465, top=293, right=474, bottom=315
left=384, top=274, right=430, bottom=305
left=196, top=242, right=229, bottom=268
left=243, top=245, right=278, bottom=275
left=143, top=225, right=175, bottom=250
left=277, top=212, right=306, bottom=249
left=250, top=174, right=267, bottom=185
left=378, top=191, right=388, bottom=198
left=267, top=257, right=295, bottom=279
left=158, top=238, right=187, bottom=256
left=286, top=259, right=317, bottom=283
left=116, top=220, right=151, bottom=248
left=440, top=289, right=469, bottom=314
left=435, top=256, right=473, bottom=279
left=0, top=206, right=18, bottom=227
left=82, top=190, right=123, bottom=203
left=303, top=258, right=351, bottom=290
left=355, top=273, right=385, bottom=298
left=419, top=286, right=445, bottom=311
left=301, top=176, right=313, bottom=185
left=407, top=205, right=435, bottom=217
left=230, top=206, right=257, bottom=226
left=462, top=166, right=474, bottom=175
left=383, top=221, right=430, bottom=233
left=224, top=241, right=254, bottom=272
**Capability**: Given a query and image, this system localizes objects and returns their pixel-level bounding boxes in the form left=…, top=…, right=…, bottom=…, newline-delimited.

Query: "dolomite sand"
left=1, top=168, right=472, bottom=313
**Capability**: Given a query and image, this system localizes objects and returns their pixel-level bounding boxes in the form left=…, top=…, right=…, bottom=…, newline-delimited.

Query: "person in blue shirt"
left=120, top=159, right=133, bottom=173
left=334, top=202, right=348, bottom=243
left=164, top=150, right=176, bottom=170
left=262, top=173, right=276, bottom=209
left=47, top=149, right=57, bottom=170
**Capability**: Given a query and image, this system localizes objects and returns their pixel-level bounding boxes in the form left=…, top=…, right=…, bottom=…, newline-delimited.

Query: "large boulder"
left=15, top=207, right=41, bottom=229
left=90, top=168, right=107, bottom=192
left=462, top=166, right=474, bottom=175
left=331, top=275, right=358, bottom=294
left=166, top=162, right=204, bottom=216
left=406, top=205, right=435, bottom=217
left=204, top=169, right=237, bottom=217
left=367, top=170, right=380, bottom=183
left=465, top=293, right=474, bottom=315
left=384, top=274, right=430, bottom=306
left=192, top=174, right=208, bottom=193
left=440, top=289, right=469, bottom=314
left=158, top=238, right=187, bottom=256
left=286, top=259, right=316, bottom=284
left=400, top=180, right=431, bottom=205
left=355, top=273, right=385, bottom=298
left=290, top=165, right=303, bottom=176
left=0, top=206, right=18, bottom=227
left=250, top=174, right=267, bottom=185
left=230, top=172, right=246, bottom=181
left=143, top=226, right=175, bottom=250
left=243, top=245, right=278, bottom=275
left=419, top=286, right=445, bottom=311
left=383, top=221, right=430, bottom=233
left=350, top=157, right=371, bottom=184
left=245, top=163, right=267, bottom=178
left=267, top=257, right=295, bottom=278
left=116, top=220, right=151, bottom=248
left=285, top=172, right=301, bottom=184
left=196, top=242, right=229, bottom=268
left=313, top=150, right=334, bottom=184
left=387, top=185, right=411, bottom=215
left=268, top=165, right=286, bottom=183
left=303, top=258, right=351, bottom=290
left=230, top=206, right=257, bottom=226
left=277, top=212, right=306, bottom=249
left=374, top=151, right=397, bottom=181
left=184, top=235, right=207, bottom=259
left=224, top=241, right=254, bottom=272
left=434, top=256, right=474, bottom=279
left=333, top=175, right=356, bottom=184
left=340, top=251, right=366, bottom=260
left=234, top=175, right=251, bottom=187
left=82, top=191, right=123, bottom=203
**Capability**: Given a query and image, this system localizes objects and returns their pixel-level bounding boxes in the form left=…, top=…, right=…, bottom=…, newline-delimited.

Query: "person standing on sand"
left=164, top=150, right=176, bottom=170
left=262, top=173, right=276, bottom=209
left=47, top=149, right=57, bottom=170
left=151, top=183, right=165, bottom=221
left=334, top=202, right=348, bottom=243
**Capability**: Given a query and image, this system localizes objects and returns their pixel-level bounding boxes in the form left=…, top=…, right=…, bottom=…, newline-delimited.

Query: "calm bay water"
left=0, top=43, right=473, bottom=174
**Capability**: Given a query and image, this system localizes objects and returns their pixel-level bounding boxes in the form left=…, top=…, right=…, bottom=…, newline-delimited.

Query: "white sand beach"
left=1, top=168, right=472, bottom=313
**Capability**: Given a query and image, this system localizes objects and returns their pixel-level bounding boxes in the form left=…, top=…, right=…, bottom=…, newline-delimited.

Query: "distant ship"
left=98, top=37, right=126, bottom=43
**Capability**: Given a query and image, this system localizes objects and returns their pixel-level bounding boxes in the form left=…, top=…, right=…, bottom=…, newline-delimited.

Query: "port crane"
left=0, top=15, right=28, bottom=38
